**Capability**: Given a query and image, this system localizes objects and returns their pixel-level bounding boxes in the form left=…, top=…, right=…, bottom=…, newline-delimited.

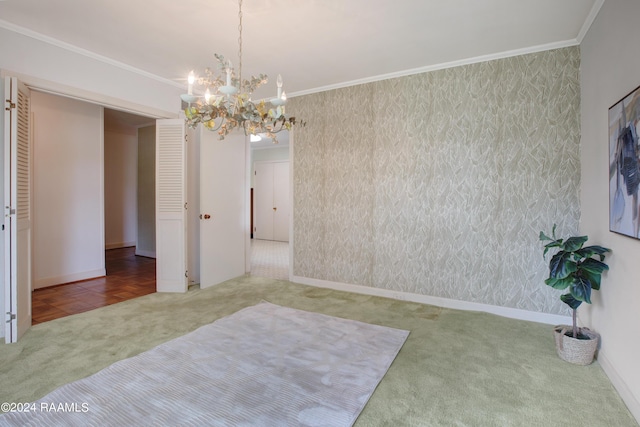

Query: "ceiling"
left=0, top=0, right=601, bottom=147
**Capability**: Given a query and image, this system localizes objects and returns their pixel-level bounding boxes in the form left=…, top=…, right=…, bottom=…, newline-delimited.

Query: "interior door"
left=253, top=161, right=289, bottom=242
left=253, top=161, right=274, bottom=240
left=155, top=119, right=187, bottom=292
left=199, top=129, right=247, bottom=288
left=272, top=161, right=289, bottom=242
left=3, top=76, right=32, bottom=343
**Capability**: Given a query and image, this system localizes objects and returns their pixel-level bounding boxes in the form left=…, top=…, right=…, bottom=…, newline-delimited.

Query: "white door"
left=199, top=129, right=247, bottom=288
left=155, top=119, right=187, bottom=292
left=3, top=77, right=32, bottom=343
left=253, top=161, right=289, bottom=242
left=254, top=162, right=274, bottom=240
left=273, top=162, right=290, bottom=242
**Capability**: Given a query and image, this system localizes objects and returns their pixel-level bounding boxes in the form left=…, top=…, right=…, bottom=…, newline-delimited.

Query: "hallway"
left=31, top=247, right=155, bottom=324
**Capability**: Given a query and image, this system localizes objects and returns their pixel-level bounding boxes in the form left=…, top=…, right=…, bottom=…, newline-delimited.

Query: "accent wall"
left=288, top=46, right=581, bottom=315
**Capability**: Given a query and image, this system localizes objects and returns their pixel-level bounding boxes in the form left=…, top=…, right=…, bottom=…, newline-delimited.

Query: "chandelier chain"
left=238, top=0, right=243, bottom=92
left=180, top=0, right=303, bottom=144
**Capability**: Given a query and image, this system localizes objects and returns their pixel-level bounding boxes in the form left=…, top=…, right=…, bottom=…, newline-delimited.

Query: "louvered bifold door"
left=155, top=119, right=187, bottom=293
left=4, top=77, right=32, bottom=343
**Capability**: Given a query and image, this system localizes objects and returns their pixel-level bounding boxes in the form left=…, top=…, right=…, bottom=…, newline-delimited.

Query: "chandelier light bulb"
left=226, top=60, right=233, bottom=87
left=180, top=0, right=303, bottom=143
left=187, top=70, right=195, bottom=95
left=277, top=74, right=283, bottom=98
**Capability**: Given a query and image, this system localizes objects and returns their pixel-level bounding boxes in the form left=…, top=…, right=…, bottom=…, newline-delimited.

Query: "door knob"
left=200, top=214, right=211, bottom=219
left=273, top=207, right=277, bottom=211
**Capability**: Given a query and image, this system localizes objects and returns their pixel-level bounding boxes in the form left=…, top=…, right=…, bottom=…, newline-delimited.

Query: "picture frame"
left=609, top=84, right=640, bottom=239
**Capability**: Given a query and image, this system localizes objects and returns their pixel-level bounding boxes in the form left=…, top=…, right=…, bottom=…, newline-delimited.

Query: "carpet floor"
left=0, top=275, right=636, bottom=426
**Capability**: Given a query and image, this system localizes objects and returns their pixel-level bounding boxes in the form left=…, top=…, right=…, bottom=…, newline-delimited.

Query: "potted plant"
left=539, top=225, right=611, bottom=365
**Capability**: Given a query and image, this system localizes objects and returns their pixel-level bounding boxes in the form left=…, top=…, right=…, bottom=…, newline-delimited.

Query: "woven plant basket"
left=553, top=325, right=599, bottom=365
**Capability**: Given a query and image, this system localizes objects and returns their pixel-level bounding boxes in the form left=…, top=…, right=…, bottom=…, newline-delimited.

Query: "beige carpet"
left=0, top=275, right=637, bottom=426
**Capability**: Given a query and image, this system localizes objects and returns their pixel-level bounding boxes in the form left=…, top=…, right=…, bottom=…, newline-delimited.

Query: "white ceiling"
left=0, top=0, right=601, bottom=99
left=0, top=0, right=601, bottom=146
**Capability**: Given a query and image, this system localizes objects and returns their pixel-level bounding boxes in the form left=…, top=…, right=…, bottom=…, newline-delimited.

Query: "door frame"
left=287, top=130, right=294, bottom=280
left=249, top=132, right=294, bottom=281
left=0, top=71, right=176, bottom=340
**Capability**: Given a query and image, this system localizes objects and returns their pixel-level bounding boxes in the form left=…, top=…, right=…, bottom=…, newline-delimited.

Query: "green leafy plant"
left=539, top=225, right=611, bottom=339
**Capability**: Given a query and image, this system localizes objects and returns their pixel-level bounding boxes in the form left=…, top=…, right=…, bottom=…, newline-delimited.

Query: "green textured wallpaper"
left=288, top=47, right=581, bottom=315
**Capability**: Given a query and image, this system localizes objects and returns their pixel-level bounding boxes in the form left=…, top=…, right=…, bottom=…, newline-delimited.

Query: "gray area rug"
left=0, top=301, right=409, bottom=426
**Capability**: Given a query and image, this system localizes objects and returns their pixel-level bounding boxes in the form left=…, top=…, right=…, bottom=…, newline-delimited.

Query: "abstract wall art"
left=609, top=84, right=640, bottom=239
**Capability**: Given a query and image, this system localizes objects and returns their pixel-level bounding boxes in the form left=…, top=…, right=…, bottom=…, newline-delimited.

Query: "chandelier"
left=180, top=0, right=302, bottom=143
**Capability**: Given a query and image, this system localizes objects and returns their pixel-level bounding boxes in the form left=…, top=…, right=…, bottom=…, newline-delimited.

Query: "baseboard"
left=597, top=350, right=640, bottom=423
left=34, top=268, right=106, bottom=289
left=291, top=275, right=572, bottom=326
left=135, top=249, right=156, bottom=258
left=105, top=241, right=136, bottom=250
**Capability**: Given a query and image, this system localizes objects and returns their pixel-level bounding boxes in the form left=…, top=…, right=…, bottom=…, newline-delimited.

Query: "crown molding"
left=576, top=0, right=606, bottom=43
left=289, top=39, right=579, bottom=99
left=0, top=19, right=183, bottom=90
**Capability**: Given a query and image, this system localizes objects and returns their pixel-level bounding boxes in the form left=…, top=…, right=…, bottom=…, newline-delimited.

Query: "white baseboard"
left=291, top=275, right=572, bottom=326
left=105, top=241, right=136, bottom=250
left=597, top=350, right=640, bottom=424
left=135, top=249, right=156, bottom=258
left=34, top=268, right=106, bottom=289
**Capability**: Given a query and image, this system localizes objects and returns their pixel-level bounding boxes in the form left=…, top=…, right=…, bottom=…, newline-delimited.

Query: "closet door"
left=253, top=161, right=289, bottom=242
left=253, top=162, right=274, bottom=240
left=3, top=76, right=32, bottom=343
left=155, top=119, right=187, bottom=293
left=272, top=162, right=289, bottom=242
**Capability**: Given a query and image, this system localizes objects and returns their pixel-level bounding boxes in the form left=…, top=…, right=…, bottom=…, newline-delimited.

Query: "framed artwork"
left=609, top=84, right=640, bottom=239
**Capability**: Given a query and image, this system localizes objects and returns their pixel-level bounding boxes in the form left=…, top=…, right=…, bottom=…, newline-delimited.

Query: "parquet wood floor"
left=31, top=247, right=156, bottom=325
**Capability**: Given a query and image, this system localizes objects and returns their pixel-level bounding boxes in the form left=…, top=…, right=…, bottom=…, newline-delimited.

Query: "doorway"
left=249, top=133, right=291, bottom=280
left=30, top=101, right=157, bottom=324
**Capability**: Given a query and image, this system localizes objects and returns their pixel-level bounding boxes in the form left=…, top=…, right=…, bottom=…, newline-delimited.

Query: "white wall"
left=251, top=146, right=289, bottom=187
left=252, top=146, right=290, bottom=162
left=104, top=123, right=137, bottom=249
left=137, top=125, right=156, bottom=258
left=32, top=91, right=105, bottom=288
left=580, top=0, right=640, bottom=421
